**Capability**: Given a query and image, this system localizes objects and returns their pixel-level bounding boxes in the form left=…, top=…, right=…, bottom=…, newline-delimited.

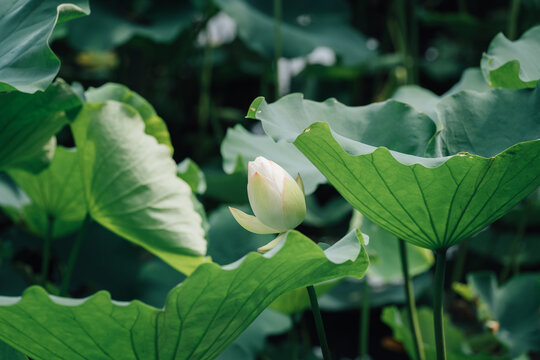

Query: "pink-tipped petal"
left=228, top=207, right=280, bottom=234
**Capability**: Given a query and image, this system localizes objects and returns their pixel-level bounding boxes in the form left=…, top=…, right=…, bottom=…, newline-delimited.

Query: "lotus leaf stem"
left=307, top=285, right=331, bottom=360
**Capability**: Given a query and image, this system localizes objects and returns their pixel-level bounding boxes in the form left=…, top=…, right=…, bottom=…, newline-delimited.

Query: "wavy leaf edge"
left=0, top=229, right=366, bottom=310
left=297, top=122, right=539, bottom=169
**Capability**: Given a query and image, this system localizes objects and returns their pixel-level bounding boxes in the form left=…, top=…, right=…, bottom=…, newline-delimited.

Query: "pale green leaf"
left=437, top=86, right=540, bottom=157
left=390, top=67, right=490, bottom=126
left=481, top=25, right=540, bottom=89
left=445, top=68, right=491, bottom=95
left=85, top=82, right=173, bottom=153
left=70, top=101, right=207, bottom=274
left=221, top=124, right=325, bottom=195
left=247, top=94, right=437, bottom=157
left=391, top=85, right=440, bottom=120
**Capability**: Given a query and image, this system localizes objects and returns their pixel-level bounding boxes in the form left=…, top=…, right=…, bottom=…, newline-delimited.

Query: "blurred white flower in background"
left=278, top=46, right=336, bottom=95
left=197, top=12, right=237, bottom=47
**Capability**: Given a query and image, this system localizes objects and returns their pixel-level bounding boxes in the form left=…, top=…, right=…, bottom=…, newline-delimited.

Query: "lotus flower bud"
left=229, top=156, right=306, bottom=234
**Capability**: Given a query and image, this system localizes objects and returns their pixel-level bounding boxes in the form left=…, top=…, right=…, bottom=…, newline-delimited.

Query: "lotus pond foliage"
left=0, top=1, right=539, bottom=359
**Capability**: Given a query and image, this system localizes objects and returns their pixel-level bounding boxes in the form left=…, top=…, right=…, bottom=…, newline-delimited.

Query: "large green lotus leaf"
left=445, top=68, right=491, bottom=95
left=391, top=85, right=440, bottom=121
left=390, top=68, right=490, bottom=129
left=8, top=147, right=86, bottom=223
left=468, top=272, right=540, bottom=356
left=481, top=25, right=540, bottom=89
left=437, top=86, right=540, bottom=157
left=66, top=1, right=194, bottom=51
left=247, top=94, right=437, bottom=157
left=215, top=0, right=376, bottom=66
left=0, top=80, right=82, bottom=172
left=0, top=0, right=89, bottom=93
left=294, top=122, right=540, bottom=250
left=350, top=211, right=434, bottom=283
left=0, top=230, right=368, bottom=360
left=85, top=83, right=173, bottom=153
left=382, top=306, right=492, bottom=360
left=70, top=101, right=207, bottom=274
left=221, top=124, right=325, bottom=195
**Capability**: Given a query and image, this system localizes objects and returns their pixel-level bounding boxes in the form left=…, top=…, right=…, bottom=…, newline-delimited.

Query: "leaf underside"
left=294, top=122, right=540, bottom=250
left=70, top=101, right=207, bottom=274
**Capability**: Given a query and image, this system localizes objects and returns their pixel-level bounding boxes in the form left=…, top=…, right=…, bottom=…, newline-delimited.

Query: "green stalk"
left=394, top=0, right=409, bottom=84
left=399, top=239, right=425, bottom=360
left=434, top=248, right=448, bottom=360
left=60, top=215, right=91, bottom=296
left=359, top=279, right=370, bottom=360
left=393, top=0, right=418, bottom=84
left=306, top=285, right=332, bottom=360
left=458, top=0, right=467, bottom=13
left=273, top=0, right=282, bottom=100
left=198, top=41, right=213, bottom=132
left=507, top=0, right=521, bottom=40
left=408, top=0, right=419, bottom=84
left=501, top=215, right=527, bottom=281
left=450, top=240, right=468, bottom=303
left=41, top=214, right=54, bottom=285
